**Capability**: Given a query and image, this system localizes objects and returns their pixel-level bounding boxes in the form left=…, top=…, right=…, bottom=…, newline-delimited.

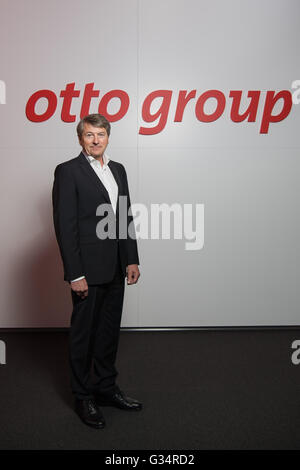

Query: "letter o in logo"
left=195, top=90, right=226, bottom=122
left=26, top=90, right=58, bottom=122
left=98, top=90, right=129, bottom=122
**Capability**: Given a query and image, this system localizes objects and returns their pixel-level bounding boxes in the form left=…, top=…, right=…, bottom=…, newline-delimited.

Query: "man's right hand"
left=71, top=278, right=89, bottom=299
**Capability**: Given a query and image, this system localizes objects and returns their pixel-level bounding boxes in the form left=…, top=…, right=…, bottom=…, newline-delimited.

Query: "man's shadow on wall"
left=8, top=195, right=74, bottom=407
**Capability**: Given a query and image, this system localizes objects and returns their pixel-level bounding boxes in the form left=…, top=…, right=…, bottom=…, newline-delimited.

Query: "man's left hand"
left=126, top=264, right=140, bottom=285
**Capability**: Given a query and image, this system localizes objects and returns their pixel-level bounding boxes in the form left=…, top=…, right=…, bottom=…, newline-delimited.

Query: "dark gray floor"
left=0, top=329, right=300, bottom=450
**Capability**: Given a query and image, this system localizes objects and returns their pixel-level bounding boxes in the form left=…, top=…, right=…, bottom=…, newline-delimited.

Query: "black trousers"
left=69, top=249, right=125, bottom=400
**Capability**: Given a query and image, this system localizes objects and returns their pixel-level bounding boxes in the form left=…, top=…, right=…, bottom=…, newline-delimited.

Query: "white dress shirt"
left=71, top=152, right=119, bottom=283
left=85, top=153, right=119, bottom=214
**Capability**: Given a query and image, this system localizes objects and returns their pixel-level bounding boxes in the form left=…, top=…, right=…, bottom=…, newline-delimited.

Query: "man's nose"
left=93, top=135, right=99, bottom=144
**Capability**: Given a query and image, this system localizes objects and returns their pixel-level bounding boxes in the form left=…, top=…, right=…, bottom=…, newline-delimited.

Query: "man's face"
left=79, top=123, right=109, bottom=159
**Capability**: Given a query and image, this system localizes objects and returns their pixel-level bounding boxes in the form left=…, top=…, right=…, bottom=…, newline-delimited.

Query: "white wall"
left=0, top=0, right=299, bottom=327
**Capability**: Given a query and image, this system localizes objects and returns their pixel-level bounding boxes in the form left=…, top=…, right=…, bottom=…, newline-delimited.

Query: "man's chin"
left=90, top=151, right=102, bottom=158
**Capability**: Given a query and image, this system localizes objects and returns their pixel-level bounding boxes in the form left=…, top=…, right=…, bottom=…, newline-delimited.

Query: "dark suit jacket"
left=52, top=152, right=139, bottom=284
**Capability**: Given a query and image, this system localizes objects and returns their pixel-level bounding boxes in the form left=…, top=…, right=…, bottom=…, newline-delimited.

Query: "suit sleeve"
left=120, top=164, right=140, bottom=266
left=52, top=164, right=84, bottom=281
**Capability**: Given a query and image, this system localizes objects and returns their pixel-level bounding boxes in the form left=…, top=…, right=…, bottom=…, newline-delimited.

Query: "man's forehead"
left=83, top=124, right=107, bottom=133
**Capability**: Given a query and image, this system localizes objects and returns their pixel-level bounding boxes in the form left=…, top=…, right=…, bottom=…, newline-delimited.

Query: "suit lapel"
left=78, top=152, right=111, bottom=203
left=107, top=161, right=122, bottom=193
left=108, top=160, right=122, bottom=217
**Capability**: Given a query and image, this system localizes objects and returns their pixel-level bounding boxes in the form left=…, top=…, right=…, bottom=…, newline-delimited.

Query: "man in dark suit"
left=52, top=113, right=141, bottom=429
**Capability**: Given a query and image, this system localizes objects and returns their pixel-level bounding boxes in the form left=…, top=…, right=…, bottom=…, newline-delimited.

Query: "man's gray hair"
left=77, top=114, right=111, bottom=138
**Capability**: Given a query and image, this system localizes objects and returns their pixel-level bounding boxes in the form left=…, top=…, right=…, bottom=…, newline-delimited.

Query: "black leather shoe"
left=96, top=390, right=142, bottom=411
left=75, top=398, right=106, bottom=428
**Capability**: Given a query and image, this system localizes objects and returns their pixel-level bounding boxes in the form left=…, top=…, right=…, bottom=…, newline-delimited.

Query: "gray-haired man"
left=52, top=114, right=142, bottom=428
